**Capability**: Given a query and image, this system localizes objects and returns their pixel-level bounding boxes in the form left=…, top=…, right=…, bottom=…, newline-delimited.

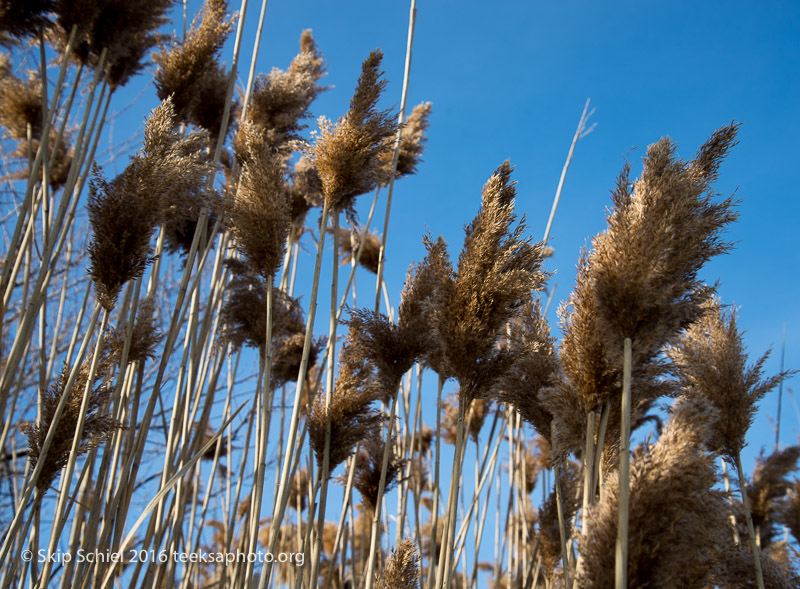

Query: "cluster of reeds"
left=1, top=1, right=798, bottom=588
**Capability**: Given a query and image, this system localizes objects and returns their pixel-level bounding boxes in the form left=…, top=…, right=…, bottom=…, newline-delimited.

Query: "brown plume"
left=667, top=299, right=792, bottom=462
left=154, top=0, right=236, bottom=137
left=548, top=124, right=741, bottom=462
left=428, top=161, right=548, bottom=404
left=19, top=343, right=121, bottom=492
left=52, top=0, right=173, bottom=87
left=87, top=98, right=211, bottom=309
left=307, top=49, right=396, bottom=219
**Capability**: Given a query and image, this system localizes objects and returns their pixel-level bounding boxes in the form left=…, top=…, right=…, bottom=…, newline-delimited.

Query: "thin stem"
left=542, top=98, right=594, bottom=245
left=615, top=338, right=632, bottom=589
left=261, top=198, right=330, bottom=588
left=735, top=453, right=765, bottom=589
left=364, top=387, right=401, bottom=589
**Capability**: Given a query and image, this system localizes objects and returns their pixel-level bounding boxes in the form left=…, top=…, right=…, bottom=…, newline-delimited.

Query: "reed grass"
left=0, top=3, right=797, bottom=589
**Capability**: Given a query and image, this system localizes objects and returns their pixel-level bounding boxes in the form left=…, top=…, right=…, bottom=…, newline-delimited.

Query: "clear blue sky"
left=111, top=0, right=800, bottom=479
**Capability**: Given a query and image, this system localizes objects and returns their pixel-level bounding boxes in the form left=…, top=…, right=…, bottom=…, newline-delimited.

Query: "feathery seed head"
left=430, top=161, right=548, bottom=403
left=224, top=144, right=291, bottom=277
left=746, top=446, right=800, bottom=549
left=108, top=295, right=163, bottom=365
left=577, top=395, right=729, bottom=587
left=53, top=0, right=173, bottom=87
left=330, top=225, right=382, bottom=274
left=288, top=155, right=323, bottom=231
left=307, top=336, right=382, bottom=470
left=377, top=101, right=432, bottom=183
left=217, top=259, right=321, bottom=385
left=666, top=299, right=793, bottom=461
left=154, top=0, right=236, bottom=136
left=352, top=427, right=404, bottom=513
left=288, top=468, right=309, bottom=512
left=0, top=0, right=54, bottom=40
left=495, top=301, right=559, bottom=441
left=19, top=344, right=121, bottom=492
left=0, top=68, right=42, bottom=140
left=235, top=29, right=326, bottom=160
left=710, top=546, right=799, bottom=589
left=779, top=480, right=800, bottom=545
left=551, top=124, right=741, bottom=461
left=441, top=393, right=490, bottom=444
left=88, top=98, right=211, bottom=309
left=307, top=50, right=397, bottom=218
left=375, top=538, right=420, bottom=589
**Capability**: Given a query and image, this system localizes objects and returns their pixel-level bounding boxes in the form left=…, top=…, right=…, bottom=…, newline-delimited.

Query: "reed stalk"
left=615, top=338, right=632, bottom=589
left=736, top=453, right=766, bottom=589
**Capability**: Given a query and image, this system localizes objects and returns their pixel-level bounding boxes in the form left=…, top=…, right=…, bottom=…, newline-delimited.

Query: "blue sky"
left=107, top=0, right=800, bottom=487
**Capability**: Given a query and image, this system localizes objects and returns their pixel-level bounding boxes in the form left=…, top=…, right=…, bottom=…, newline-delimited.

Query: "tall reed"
left=1, top=3, right=797, bottom=589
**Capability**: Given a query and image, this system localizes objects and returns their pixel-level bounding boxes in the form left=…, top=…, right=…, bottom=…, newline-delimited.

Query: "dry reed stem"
left=614, top=337, right=631, bottom=589
left=737, top=453, right=767, bottom=589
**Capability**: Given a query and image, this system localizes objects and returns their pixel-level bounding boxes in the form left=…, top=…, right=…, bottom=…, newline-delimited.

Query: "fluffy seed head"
left=0, top=0, right=54, bottom=40
left=429, top=161, right=548, bottom=404
left=666, top=299, right=792, bottom=461
left=288, top=155, right=323, bottom=232
left=217, top=259, right=322, bottom=385
left=223, top=145, right=291, bottom=277
left=235, top=29, right=326, bottom=160
left=88, top=98, right=211, bottom=309
left=307, top=336, right=381, bottom=470
left=352, top=427, right=404, bottom=514
left=108, top=295, right=163, bottom=365
left=19, top=344, right=121, bottom=492
left=745, top=446, right=800, bottom=549
left=377, top=101, right=432, bottom=183
left=0, top=67, right=42, bottom=140
left=550, top=124, right=740, bottom=461
left=307, top=50, right=397, bottom=218
left=330, top=225, right=382, bottom=274
left=576, top=395, right=730, bottom=587
left=154, top=0, right=236, bottom=137
left=53, top=0, right=173, bottom=87
left=375, top=538, right=420, bottom=589
left=495, top=301, right=559, bottom=441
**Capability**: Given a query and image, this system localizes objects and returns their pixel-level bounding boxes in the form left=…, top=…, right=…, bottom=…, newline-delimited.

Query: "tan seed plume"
left=666, top=299, right=793, bottom=462
left=375, top=538, right=420, bottom=589
left=88, top=98, right=212, bottom=309
left=307, top=49, right=397, bottom=220
left=19, top=345, right=121, bottom=492
left=154, top=0, right=236, bottom=137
